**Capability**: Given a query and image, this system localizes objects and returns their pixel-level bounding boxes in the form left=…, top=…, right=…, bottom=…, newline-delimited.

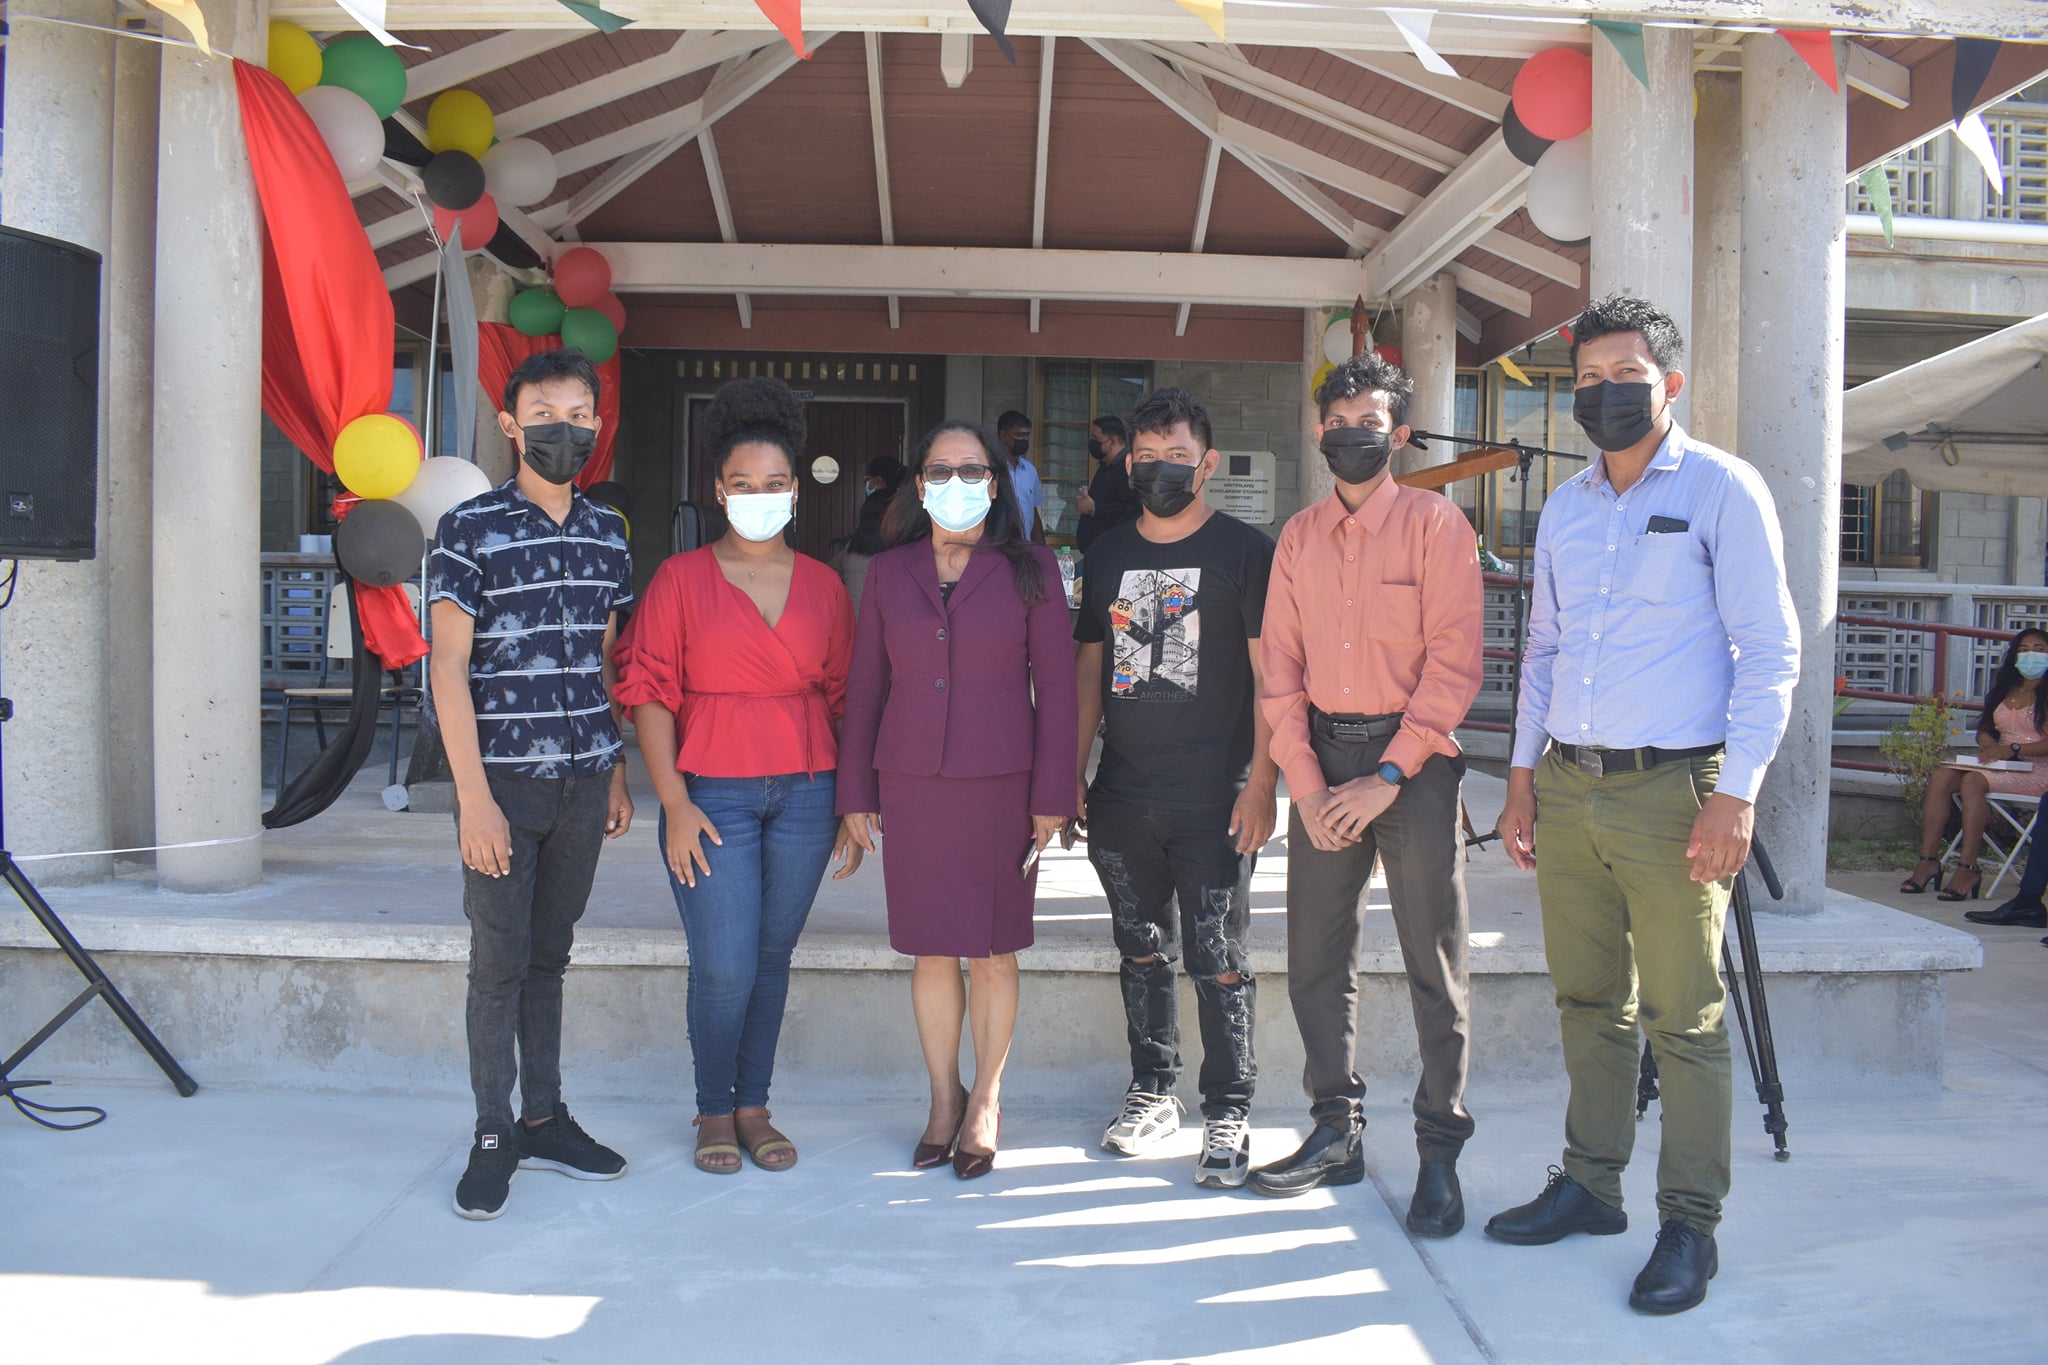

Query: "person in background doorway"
left=1490, top=293, right=1800, bottom=1316
left=841, top=456, right=906, bottom=613
left=1075, top=387, right=1276, bottom=1188
left=1252, top=354, right=1483, bottom=1243
left=429, top=347, right=635, bottom=1221
left=614, top=377, right=860, bottom=1177
left=837, top=420, right=1078, bottom=1179
left=996, top=410, right=1045, bottom=544
left=1075, top=414, right=1141, bottom=555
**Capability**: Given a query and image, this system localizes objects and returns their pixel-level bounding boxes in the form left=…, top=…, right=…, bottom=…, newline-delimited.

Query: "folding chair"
left=1942, top=789, right=2040, bottom=897
left=275, top=583, right=425, bottom=790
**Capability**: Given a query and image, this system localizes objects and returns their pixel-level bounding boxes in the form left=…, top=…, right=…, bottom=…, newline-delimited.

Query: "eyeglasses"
left=921, top=463, right=993, bottom=485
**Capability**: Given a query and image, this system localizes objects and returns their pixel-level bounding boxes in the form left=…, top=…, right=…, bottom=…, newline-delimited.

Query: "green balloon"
left=318, top=35, right=408, bottom=121
left=559, top=307, right=619, bottom=365
left=509, top=288, right=566, bottom=338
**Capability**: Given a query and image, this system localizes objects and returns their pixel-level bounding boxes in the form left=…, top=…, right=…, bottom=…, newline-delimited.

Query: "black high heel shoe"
left=1937, top=867, right=1983, bottom=902
left=953, top=1109, right=1002, bottom=1180
left=1900, top=858, right=1943, bottom=894
left=913, top=1085, right=970, bottom=1169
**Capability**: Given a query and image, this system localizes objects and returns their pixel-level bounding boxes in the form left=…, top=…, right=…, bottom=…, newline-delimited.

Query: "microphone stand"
left=1405, top=430, right=1587, bottom=728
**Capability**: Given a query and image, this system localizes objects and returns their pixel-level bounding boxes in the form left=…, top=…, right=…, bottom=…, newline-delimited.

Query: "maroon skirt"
left=877, top=770, right=1038, bottom=958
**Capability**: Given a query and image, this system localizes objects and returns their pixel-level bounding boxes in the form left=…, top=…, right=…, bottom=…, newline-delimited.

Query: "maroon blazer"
left=835, top=541, right=1079, bottom=818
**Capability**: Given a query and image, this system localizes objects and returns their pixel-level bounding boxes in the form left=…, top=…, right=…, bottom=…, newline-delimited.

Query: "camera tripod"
left=1636, top=837, right=1791, bottom=1159
left=0, top=640, right=197, bottom=1128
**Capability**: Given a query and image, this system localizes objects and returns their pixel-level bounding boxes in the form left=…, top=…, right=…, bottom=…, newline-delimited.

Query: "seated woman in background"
left=1901, top=627, right=2048, bottom=903
left=614, top=376, right=860, bottom=1176
left=835, top=421, right=1078, bottom=1180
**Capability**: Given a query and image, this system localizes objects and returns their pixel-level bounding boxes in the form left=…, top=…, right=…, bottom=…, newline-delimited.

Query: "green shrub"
left=1880, top=693, right=1964, bottom=817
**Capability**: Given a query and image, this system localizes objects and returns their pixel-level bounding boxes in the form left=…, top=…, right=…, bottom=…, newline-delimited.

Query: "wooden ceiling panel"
left=1199, top=156, right=1354, bottom=258
left=1039, top=43, right=1208, bottom=252
left=578, top=141, right=724, bottom=243
left=884, top=34, right=1051, bottom=249
left=707, top=39, right=884, bottom=247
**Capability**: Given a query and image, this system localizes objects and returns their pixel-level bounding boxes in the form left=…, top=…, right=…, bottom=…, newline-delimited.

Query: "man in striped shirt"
left=428, top=349, right=636, bottom=1220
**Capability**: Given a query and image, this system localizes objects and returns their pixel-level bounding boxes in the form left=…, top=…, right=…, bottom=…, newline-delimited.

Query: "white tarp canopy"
left=1842, top=311, right=2048, bottom=496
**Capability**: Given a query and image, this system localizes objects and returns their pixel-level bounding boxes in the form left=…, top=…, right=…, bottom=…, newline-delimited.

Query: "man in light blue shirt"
left=997, top=409, right=1045, bottom=542
left=1487, top=295, right=1799, bottom=1316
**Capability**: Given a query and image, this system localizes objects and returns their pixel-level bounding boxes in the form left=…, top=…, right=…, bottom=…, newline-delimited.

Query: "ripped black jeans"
left=1085, top=793, right=1256, bottom=1121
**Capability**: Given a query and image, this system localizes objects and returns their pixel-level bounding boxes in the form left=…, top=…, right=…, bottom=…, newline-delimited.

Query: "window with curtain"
left=1841, top=471, right=1927, bottom=568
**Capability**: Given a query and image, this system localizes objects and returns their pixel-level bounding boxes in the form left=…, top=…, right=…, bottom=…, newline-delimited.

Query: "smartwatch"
left=1378, top=761, right=1407, bottom=787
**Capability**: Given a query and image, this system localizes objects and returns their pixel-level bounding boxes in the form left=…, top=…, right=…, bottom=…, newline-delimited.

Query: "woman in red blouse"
left=614, top=378, right=860, bottom=1176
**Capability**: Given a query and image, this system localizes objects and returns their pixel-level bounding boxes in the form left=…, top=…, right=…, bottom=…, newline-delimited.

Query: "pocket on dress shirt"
left=1619, top=533, right=1708, bottom=605
left=1373, top=583, right=1425, bottom=642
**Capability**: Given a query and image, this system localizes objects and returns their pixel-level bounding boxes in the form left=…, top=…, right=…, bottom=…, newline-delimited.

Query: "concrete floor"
left=2, top=873, right=2043, bottom=1364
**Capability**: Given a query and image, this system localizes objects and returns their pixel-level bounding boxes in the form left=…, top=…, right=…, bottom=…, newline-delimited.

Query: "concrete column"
left=1299, top=308, right=1335, bottom=509
left=1590, top=23, right=1694, bottom=430
left=2009, top=498, right=2045, bottom=586
left=1738, top=33, right=1847, bottom=915
left=1690, top=71, right=1743, bottom=453
left=107, top=33, right=161, bottom=851
left=153, top=0, right=267, bottom=892
left=0, top=0, right=116, bottom=884
left=1394, top=271, right=1457, bottom=475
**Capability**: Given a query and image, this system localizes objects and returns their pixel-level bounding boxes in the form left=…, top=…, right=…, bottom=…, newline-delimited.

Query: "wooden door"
left=685, top=397, right=905, bottom=562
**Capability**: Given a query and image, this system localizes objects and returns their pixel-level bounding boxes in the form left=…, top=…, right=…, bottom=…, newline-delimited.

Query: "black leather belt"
left=1554, top=741, right=1723, bottom=778
left=1310, top=707, right=1404, bottom=743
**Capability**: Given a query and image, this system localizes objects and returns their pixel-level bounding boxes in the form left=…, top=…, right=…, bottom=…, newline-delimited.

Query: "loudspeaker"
left=0, top=226, right=101, bottom=561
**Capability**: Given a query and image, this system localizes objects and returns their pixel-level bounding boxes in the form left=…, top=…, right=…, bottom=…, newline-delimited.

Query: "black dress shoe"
left=1484, top=1166, right=1627, bottom=1245
left=1246, top=1121, right=1362, bottom=1198
left=1629, top=1218, right=1719, bottom=1315
left=1405, top=1158, right=1464, bottom=1238
left=1964, top=895, right=2047, bottom=927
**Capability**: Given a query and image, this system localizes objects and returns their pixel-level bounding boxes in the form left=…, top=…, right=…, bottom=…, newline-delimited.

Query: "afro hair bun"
left=704, top=376, right=806, bottom=461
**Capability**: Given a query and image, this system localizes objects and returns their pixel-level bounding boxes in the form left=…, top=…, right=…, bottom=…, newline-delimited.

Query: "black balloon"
left=585, top=480, right=634, bottom=517
left=1502, top=105, right=1552, bottom=168
left=336, top=499, right=425, bottom=588
left=423, top=150, right=485, bottom=210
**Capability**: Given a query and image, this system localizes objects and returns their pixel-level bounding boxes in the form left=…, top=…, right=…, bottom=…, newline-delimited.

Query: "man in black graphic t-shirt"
left=1075, top=386, right=1277, bottom=1189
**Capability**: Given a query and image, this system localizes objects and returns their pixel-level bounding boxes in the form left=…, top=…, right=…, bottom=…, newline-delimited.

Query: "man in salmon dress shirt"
left=1250, top=355, right=1484, bottom=1242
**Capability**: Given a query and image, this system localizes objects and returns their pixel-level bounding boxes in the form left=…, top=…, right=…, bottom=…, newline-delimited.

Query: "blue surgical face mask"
left=922, top=477, right=992, bottom=533
left=723, top=491, right=794, bottom=542
left=2017, top=651, right=2048, bottom=680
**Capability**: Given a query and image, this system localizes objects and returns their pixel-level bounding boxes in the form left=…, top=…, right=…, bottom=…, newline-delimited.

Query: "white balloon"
left=396, top=457, right=495, bottom=539
left=1526, top=132, right=1593, bottom=245
left=482, top=138, right=559, bottom=208
left=1322, top=314, right=1359, bottom=367
left=298, top=86, right=387, bottom=183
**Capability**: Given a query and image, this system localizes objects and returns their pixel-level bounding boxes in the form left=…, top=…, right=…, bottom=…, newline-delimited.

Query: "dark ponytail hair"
left=703, top=376, right=804, bottom=476
left=882, top=419, right=1046, bottom=606
left=1981, top=627, right=2048, bottom=737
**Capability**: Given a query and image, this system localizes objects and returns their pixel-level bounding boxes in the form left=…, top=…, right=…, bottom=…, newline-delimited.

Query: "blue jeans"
left=662, top=771, right=839, bottom=1117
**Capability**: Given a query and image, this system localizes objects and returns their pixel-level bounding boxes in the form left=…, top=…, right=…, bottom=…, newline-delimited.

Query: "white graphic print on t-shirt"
left=1108, top=568, right=1201, bottom=701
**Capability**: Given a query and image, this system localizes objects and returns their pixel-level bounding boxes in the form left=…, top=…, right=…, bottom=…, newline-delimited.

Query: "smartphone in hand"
left=1020, top=839, right=1044, bottom=877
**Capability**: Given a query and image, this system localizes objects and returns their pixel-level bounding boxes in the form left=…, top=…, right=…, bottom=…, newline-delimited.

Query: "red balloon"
left=554, top=247, right=612, bottom=309
left=433, top=192, right=498, bottom=253
left=1512, top=47, right=1593, bottom=142
left=596, top=291, right=627, bottom=337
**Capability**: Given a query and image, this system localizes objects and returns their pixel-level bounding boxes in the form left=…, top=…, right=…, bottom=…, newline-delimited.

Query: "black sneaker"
left=516, top=1103, right=627, bottom=1180
left=454, top=1125, right=519, bottom=1220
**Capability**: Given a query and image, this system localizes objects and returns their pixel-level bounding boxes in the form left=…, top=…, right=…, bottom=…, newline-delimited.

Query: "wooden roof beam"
left=699, top=129, right=753, bottom=329
left=1028, top=37, right=1056, bottom=334
left=493, top=29, right=774, bottom=141
left=865, top=32, right=901, bottom=330
left=403, top=30, right=583, bottom=102
left=1176, top=138, right=1222, bottom=338
left=1327, top=47, right=1510, bottom=122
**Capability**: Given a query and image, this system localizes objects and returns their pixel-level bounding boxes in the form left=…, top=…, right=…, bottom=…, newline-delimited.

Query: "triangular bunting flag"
left=1777, top=30, right=1839, bottom=93
left=1174, top=0, right=1226, bottom=41
left=754, top=0, right=810, bottom=58
left=551, top=0, right=636, bottom=33
left=335, top=0, right=427, bottom=49
left=1951, top=37, right=2003, bottom=126
left=1498, top=355, right=1533, bottom=387
left=140, top=0, right=210, bottom=55
left=1591, top=20, right=1650, bottom=91
left=967, top=0, right=1017, bottom=65
left=1386, top=10, right=1458, bottom=79
left=1859, top=166, right=1896, bottom=246
left=1955, top=112, right=2006, bottom=197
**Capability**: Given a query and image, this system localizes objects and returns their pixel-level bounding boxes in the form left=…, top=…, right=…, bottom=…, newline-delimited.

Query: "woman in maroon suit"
left=838, top=420, right=1079, bottom=1179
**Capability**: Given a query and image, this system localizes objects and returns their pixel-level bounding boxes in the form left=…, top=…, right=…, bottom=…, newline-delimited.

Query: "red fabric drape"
left=236, top=60, right=429, bottom=669
left=477, top=322, right=621, bottom=488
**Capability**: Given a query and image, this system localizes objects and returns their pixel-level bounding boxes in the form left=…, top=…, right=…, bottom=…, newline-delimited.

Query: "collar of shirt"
left=491, top=476, right=600, bottom=530
left=1309, top=473, right=1400, bottom=538
left=1585, top=424, right=1688, bottom=494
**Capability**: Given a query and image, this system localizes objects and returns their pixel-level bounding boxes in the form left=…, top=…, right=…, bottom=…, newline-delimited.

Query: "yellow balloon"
left=427, top=90, right=496, bottom=159
left=334, top=414, right=422, bottom=501
left=1311, top=361, right=1335, bottom=395
left=267, top=21, right=324, bottom=95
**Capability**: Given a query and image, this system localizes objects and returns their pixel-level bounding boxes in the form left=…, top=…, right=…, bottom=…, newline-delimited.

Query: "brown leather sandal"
left=692, top=1114, right=742, bottom=1175
left=735, top=1106, right=798, bottom=1172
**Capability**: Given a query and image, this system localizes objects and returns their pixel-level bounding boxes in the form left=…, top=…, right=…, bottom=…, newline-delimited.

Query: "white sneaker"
left=1194, top=1117, right=1251, bottom=1188
left=1102, top=1090, right=1183, bottom=1155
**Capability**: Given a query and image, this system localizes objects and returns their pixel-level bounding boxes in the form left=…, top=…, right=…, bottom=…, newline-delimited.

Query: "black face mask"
left=521, top=421, right=597, bottom=485
left=1130, top=460, right=1200, bottom=517
left=1009, top=437, right=1030, bottom=460
left=1087, top=438, right=1104, bottom=459
left=1320, top=426, right=1391, bottom=485
left=1573, top=381, right=1660, bottom=453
